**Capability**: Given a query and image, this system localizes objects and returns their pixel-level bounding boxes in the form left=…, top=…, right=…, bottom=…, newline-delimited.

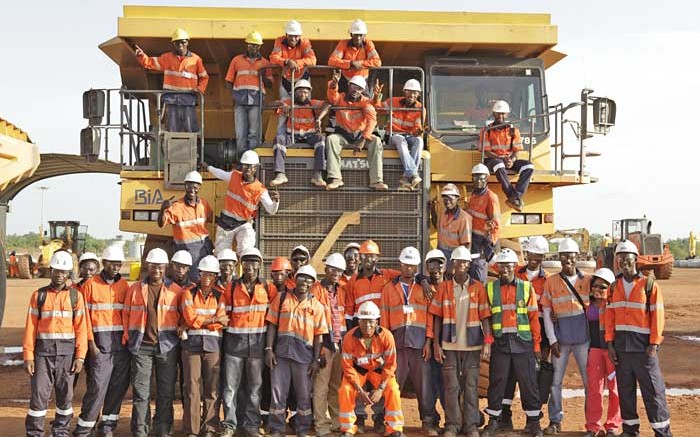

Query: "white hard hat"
left=349, top=19, right=368, bottom=35
left=357, top=301, right=381, bottom=320
left=184, top=171, right=203, bottom=184
left=101, top=245, right=125, bottom=262
left=294, top=79, right=312, bottom=90
left=526, top=236, right=549, bottom=255
left=440, top=183, right=460, bottom=198
left=171, top=250, right=193, bottom=266
left=425, top=249, right=447, bottom=263
left=325, top=253, right=347, bottom=271
left=558, top=238, right=580, bottom=254
left=398, top=246, right=421, bottom=266
left=403, top=79, right=421, bottom=92
left=79, top=252, right=99, bottom=265
left=217, top=249, right=238, bottom=262
left=285, top=20, right=303, bottom=36
left=494, top=248, right=518, bottom=264
left=592, top=268, right=616, bottom=285
left=50, top=251, right=74, bottom=270
left=240, top=150, right=260, bottom=165
left=240, top=247, right=263, bottom=261
left=198, top=255, right=220, bottom=273
left=348, top=76, right=367, bottom=90
left=292, top=245, right=311, bottom=258
left=145, top=248, right=169, bottom=264
left=451, top=246, right=479, bottom=261
left=492, top=100, right=510, bottom=114
left=295, top=264, right=317, bottom=281
left=615, top=240, right=639, bottom=256
left=471, top=163, right=490, bottom=175
left=344, top=242, right=361, bottom=253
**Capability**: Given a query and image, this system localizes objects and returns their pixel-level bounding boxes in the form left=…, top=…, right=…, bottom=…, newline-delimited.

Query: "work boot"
left=543, top=422, right=561, bottom=435
left=480, top=418, right=499, bottom=437
left=218, top=429, right=235, bottom=437
left=497, top=407, right=513, bottom=431
left=582, top=432, right=597, bottom=437
left=372, top=420, right=386, bottom=435
left=618, top=433, right=639, bottom=437
left=409, top=175, right=422, bottom=189
left=355, top=416, right=366, bottom=434
left=369, top=181, right=389, bottom=191
left=340, top=433, right=354, bottom=437
left=326, top=178, right=344, bottom=190
left=269, top=173, right=288, bottom=187
left=605, top=430, right=619, bottom=437
left=524, top=421, right=544, bottom=437
left=505, top=196, right=523, bottom=212
left=421, top=423, right=439, bottom=437
left=387, top=432, right=405, bottom=437
left=442, top=426, right=458, bottom=437
left=310, top=173, right=327, bottom=188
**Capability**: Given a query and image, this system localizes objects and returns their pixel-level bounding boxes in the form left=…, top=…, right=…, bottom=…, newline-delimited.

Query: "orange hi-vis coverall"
left=338, top=326, right=404, bottom=435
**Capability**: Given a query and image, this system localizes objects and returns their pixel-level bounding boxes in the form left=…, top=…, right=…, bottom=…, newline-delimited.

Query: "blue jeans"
left=165, top=104, right=198, bottom=132
left=130, top=345, right=178, bottom=436
left=234, top=105, right=261, bottom=151
left=549, top=341, right=589, bottom=423
left=390, top=134, right=422, bottom=178
left=222, top=355, right=265, bottom=432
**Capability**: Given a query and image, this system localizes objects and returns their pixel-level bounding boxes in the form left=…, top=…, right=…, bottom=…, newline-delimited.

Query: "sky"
left=1, top=0, right=698, bottom=239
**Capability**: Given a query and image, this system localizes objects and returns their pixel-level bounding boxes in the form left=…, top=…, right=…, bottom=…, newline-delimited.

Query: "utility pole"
left=37, top=186, right=49, bottom=237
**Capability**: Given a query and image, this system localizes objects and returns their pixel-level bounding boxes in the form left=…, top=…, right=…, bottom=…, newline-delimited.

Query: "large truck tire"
left=655, top=262, right=673, bottom=280
left=18, top=254, right=32, bottom=279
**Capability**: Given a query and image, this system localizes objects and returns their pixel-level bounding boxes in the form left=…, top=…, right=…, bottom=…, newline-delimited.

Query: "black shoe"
left=356, top=417, right=366, bottom=434
left=388, top=432, right=405, bottom=437
left=525, top=421, right=544, bottom=437
left=481, top=419, right=499, bottom=437
left=497, top=415, right=513, bottom=431
left=372, top=421, right=386, bottom=435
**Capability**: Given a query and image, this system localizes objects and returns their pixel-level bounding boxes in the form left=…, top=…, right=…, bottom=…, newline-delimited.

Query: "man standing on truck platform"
left=134, top=28, right=208, bottom=132
left=225, top=31, right=273, bottom=154
left=606, top=241, right=672, bottom=437
left=158, top=171, right=213, bottom=282
left=202, top=150, right=280, bottom=255
left=479, top=100, right=534, bottom=212
left=429, top=183, right=471, bottom=265
left=466, top=164, right=500, bottom=283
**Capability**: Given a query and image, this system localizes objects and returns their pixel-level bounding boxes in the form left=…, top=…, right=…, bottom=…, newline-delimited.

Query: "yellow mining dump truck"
left=81, top=6, right=615, bottom=270
left=0, top=117, right=41, bottom=323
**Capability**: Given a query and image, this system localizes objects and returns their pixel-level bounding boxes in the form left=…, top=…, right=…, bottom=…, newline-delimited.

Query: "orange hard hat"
left=271, top=256, right=292, bottom=271
left=359, top=239, right=381, bottom=255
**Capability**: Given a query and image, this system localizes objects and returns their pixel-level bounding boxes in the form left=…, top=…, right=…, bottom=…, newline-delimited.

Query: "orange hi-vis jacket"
left=344, top=267, right=400, bottom=321
left=122, top=280, right=181, bottom=354
left=375, top=97, right=424, bottom=136
left=380, top=277, right=434, bottom=349
left=341, top=326, right=397, bottom=387
left=162, top=196, right=212, bottom=245
left=515, top=265, right=549, bottom=316
left=279, top=98, right=326, bottom=135
left=311, top=279, right=347, bottom=346
left=327, top=81, right=377, bottom=140
left=467, top=188, right=501, bottom=244
left=224, top=279, right=278, bottom=358
left=222, top=170, right=267, bottom=224
left=438, top=207, right=472, bottom=251
left=269, top=36, right=317, bottom=82
left=137, top=50, right=208, bottom=94
left=429, top=278, right=491, bottom=346
left=23, top=285, right=88, bottom=361
left=489, top=279, right=542, bottom=352
left=266, top=292, right=328, bottom=364
left=540, top=271, right=592, bottom=345
left=180, top=284, right=227, bottom=353
left=81, top=273, right=129, bottom=353
left=605, top=272, right=665, bottom=352
left=225, top=53, right=273, bottom=106
left=328, top=38, right=381, bottom=80
left=479, top=123, right=523, bottom=157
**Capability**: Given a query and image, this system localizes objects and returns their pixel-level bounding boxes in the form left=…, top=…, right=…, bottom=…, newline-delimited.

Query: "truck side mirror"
left=593, top=97, right=616, bottom=134
left=80, top=127, right=101, bottom=162
left=83, top=89, right=106, bottom=126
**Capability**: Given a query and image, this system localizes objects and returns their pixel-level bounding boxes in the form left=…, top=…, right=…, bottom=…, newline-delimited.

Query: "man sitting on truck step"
left=269, top=79, right=331, bottom=188
left=325, top=72, right=387, bottom=191
left=133, top=28, right=208, bottom=133
left=479, top=100, right=534, bottom=212
left=373, top=79, right=427, bottom=190
left=202, top=150, right=280, bottom=255
left=466, top=164, right=501, bottom=282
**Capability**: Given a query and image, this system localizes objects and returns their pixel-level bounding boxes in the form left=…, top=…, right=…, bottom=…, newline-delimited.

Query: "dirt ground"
left=1, top=269, right=699, bottom=436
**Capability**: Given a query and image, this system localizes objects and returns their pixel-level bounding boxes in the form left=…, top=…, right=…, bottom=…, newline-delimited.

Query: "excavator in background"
left=596, top=216, right=674, bottom=279
left=543, top=228, right=596, bottom=268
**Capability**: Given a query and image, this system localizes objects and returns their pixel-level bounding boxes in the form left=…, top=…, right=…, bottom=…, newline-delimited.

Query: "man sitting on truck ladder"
left=269, top=79, right=331, bottom=188
left=479, top=100, right=534, bottom=212
left=466, top=163, right=501, bottom=282
left=202, top=150, right=280, bottom=255
left=158, top=170, right=213, bottom=282
left=133, top=28, right=208, bottom=132
left=373, top=79, right=427, bottom=190
left=325, top=72, right=387, bottom=191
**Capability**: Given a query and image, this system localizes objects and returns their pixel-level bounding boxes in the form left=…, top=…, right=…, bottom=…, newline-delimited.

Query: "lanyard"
left=400, top=280, right=414, bottom=305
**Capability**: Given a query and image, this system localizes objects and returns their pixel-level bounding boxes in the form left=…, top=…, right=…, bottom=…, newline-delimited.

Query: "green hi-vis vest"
left=486, top=279, right=532, bottom=341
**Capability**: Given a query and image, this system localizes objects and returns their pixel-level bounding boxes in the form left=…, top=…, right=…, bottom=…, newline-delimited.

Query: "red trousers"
left=585, top=348, right=621, bottom=433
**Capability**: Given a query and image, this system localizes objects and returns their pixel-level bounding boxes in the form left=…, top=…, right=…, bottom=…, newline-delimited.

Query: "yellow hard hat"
left=171, top=28, right=190, bottom=42
left=245, top=31, right=263, bottom=45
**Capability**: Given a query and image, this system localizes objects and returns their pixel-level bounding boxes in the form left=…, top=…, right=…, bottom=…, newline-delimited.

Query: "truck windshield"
left=430, top=65, right=546, bottom=138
